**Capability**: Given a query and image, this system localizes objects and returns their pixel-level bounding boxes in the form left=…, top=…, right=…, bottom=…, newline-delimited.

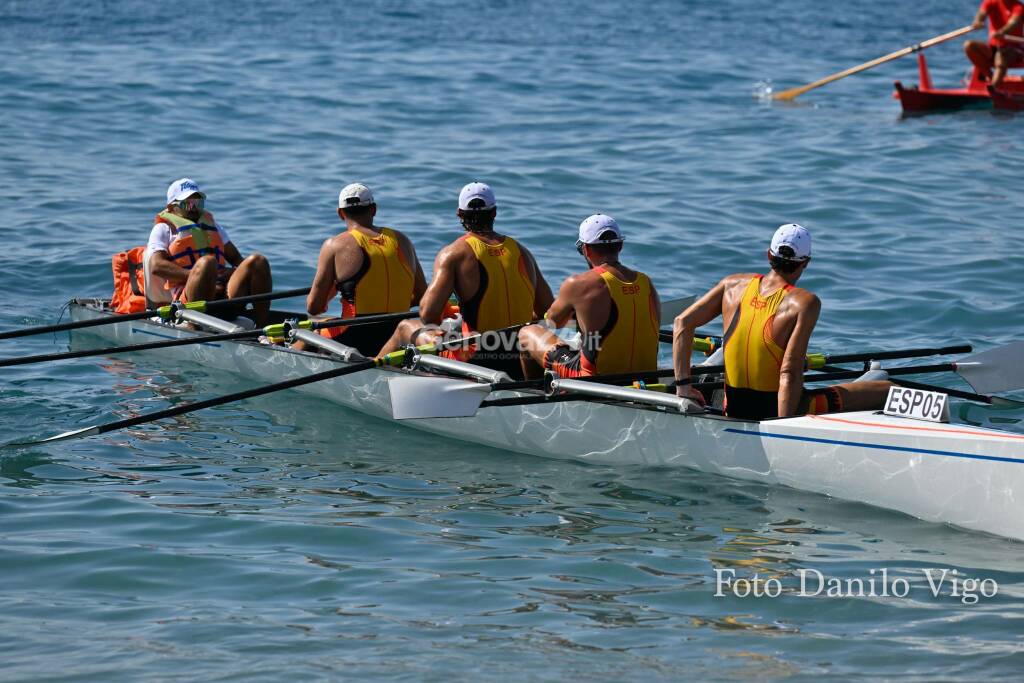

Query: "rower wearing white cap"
left=378, top=182, right=553, bottom=379
left=146, top=178, right=273, bottom=325
left=518, top=214, right=661, bottom=378
left=298, top=182, right=427, bottom=356
left=671, top=223, right=891, bottom=419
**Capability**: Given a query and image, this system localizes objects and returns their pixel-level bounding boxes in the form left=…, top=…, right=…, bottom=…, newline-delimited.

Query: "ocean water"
left=1, top=0, right=1023, bottom=680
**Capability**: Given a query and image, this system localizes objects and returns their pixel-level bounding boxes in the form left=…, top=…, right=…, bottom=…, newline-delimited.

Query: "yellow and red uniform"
left=544, top=266, right=659, bottom=378
left=442, top=234, right=536, bottom=375
left=722, top=275, right=841, bottom=420
left=320, top=227, right=415, bottom=355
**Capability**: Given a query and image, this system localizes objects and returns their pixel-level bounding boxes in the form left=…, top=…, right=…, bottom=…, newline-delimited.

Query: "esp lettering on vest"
left=486, top=246, right=507, bottom=257
left=620, top=284, right=641, bottom=295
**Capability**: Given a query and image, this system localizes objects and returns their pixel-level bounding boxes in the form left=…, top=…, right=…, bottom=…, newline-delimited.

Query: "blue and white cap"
left=770, top=223, right=811, bottom=260
left=577, top=214, right=624, bottom=245
left=166, top=178, right=204, bottom=204
left=458, top=182, right=496, bottom=210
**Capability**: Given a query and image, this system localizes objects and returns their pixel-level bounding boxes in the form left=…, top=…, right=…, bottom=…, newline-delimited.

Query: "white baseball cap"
left=458, top=182, right=496, bottom=210
left=577, top=214, right=624, bottom=245
left=166, top=178, right=204, bottom=204
left=770, top=223, right=811, bottom=260
left=339, top=183, right=375, bottom=209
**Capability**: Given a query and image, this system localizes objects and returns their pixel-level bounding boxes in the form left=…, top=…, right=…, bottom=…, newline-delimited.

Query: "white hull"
left=67, top=301, right=1024, bottom=541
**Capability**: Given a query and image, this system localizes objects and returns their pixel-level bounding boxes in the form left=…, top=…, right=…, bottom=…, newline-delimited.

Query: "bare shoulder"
left=561, top=270, right=598, bottom=294
left=782, top=286, right=821, bottom=316
left=720, top=271, right=758, bottom=293
left=443, top=236, right=472, bottom=258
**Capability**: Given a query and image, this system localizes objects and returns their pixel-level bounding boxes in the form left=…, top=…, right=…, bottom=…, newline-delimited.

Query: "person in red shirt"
left=964, top=0, right=1024, bottom=88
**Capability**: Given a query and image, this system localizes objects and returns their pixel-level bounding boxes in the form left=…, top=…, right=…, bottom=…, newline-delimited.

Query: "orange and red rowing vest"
left=579, top=266, right=659, bottom=376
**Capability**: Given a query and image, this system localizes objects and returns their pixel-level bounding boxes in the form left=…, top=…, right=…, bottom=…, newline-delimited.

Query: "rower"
left=965, top=0, right=1024, bottom=88
left=297, top=182, right=427, bottom=356
left=145, top=178, right=273, bottom=326
left=378, top=182, right=553, bottom=378
left=518, top=214, right=660, bottom=379
left=672, top=224, right=891, bottom=420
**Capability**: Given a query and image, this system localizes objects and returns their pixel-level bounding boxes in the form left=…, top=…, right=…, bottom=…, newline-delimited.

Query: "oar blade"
left=659, top=295, right=696, bottom=322
left=957, top=341, right=1024, bottom=394
left=11, top=425, right=100, bottom=447
left=388, top=376, right=492, bottom=420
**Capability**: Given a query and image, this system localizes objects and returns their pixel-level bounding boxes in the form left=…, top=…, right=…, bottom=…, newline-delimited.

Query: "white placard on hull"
left=883, top=386, right=950, bottom=423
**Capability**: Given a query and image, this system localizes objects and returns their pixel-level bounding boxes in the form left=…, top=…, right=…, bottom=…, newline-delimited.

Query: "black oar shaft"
left=0, top=328, right=263, bottom=368
left=0, top=306, right=427, bottom=368
left=94, top=359, right=379, bottom=435
left=309, top=309, right=419, bottom=330
left=820, top=344, right=971, bottom=365
left=890, top=378, right=996, bottom=405
left=0, top=287, right=311, bottom=341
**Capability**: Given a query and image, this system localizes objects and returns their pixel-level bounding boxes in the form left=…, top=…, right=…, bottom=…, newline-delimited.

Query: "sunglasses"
left=178, top=196, right=205, bottom=213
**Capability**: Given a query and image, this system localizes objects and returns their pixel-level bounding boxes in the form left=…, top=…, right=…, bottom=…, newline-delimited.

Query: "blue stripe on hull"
left=723, top=428, right=1023, bottom=466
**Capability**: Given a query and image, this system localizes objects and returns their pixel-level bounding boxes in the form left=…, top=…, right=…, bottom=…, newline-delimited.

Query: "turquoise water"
left=1, top=0, right=1023, bottom=679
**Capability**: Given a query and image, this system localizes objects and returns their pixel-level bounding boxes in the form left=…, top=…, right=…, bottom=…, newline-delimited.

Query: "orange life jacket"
left=154, top=209, right=228, bottom=271
left=110, top=246, right=148, bottom=314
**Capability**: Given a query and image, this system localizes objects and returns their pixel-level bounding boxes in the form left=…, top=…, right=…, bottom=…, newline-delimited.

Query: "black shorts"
left=542, top=344, right=585, bottom=378
left=321, top=320, right=398, bottom=357
left=725, top=385, right=843, bottom=420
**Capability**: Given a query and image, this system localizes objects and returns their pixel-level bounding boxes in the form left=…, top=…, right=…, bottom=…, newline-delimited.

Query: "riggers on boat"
left=64, top=298, right=1024, bottom=542
left=894, top=51, right=1024, bottom=114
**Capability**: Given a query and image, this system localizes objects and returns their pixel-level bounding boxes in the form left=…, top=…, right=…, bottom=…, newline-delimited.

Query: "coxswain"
left=518, top=214, right=660, bottom=379
left=298, top=183, right=427, bottom=357
left=965, top=0, right=1024, bottom=88
left=145, top=178, right=273, bottom=325
left=672, top=224, right=891, bottom=419
left=378, top=182, right=553, bottom=379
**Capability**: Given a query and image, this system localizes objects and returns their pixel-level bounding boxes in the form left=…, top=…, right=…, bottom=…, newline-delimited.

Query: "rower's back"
left=572, top=260, right=660, bottom=376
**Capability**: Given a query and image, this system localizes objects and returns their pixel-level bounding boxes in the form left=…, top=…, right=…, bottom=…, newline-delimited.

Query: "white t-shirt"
left=147, top=218, right=231, bottom=255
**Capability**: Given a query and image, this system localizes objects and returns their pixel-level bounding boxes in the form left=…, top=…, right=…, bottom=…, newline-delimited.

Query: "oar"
left=0, top=287, right=312, bottom=341
left=0, top=309, right=420, bottom=368
left=889, top=378, right=1024, bottom=408
left=13, top=322, right=533, bottom=447
left=772, top=25, right=976, bottom=101
left=801, top=342, right=1024, bottom=395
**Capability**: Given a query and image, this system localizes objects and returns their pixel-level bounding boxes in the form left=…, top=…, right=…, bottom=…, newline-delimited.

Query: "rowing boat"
left=63, top=298, right=1024, bottom=542
left=893, top=52, right=1024, bottom=114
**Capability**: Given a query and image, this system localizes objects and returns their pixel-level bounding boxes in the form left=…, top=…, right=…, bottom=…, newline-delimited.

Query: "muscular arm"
left=396, top=232, right=427, bottom=305
left=419, top=245, right=460, bottom=325
left=307, top=239, right=338, bottom=316
left=520, top=245, right=554, bottom=317
left=777, top=294, right=821, bottom=417
left=673, top=279, right=726, bottom=397
left=543, top=276, right=583, bottom=328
